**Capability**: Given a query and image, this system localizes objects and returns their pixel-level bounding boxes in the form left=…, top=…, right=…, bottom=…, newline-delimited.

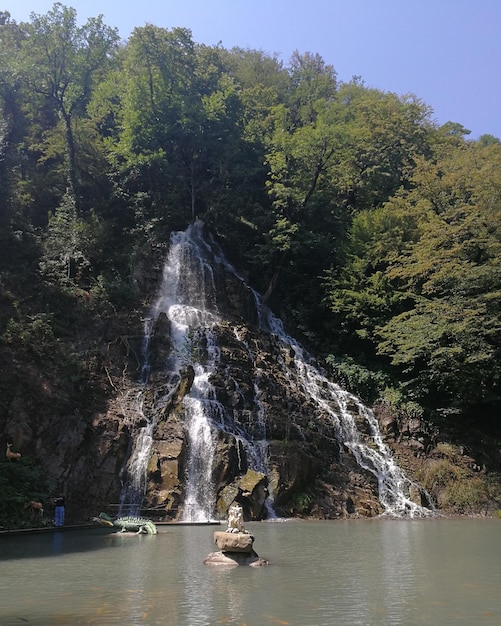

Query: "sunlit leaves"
left=376, top=142, right=501, bottom=407
left=15, top=3, right=119, bottom=203
left=323, top=137, right=501, bottom=413
left=115, top=25, right=197, bottom=166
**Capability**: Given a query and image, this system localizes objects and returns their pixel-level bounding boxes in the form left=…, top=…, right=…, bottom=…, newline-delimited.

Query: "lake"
left=1, top=518, right=500, bottom=625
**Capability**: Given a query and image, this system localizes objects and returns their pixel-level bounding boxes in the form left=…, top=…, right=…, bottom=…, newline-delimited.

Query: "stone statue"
left=226, top=503, right=245, bottom=533
left=205, top=503, right=268, bottom=567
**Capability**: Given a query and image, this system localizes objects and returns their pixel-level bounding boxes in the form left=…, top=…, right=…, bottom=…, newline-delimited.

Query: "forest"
left=1, top=3, right=500, bottom=478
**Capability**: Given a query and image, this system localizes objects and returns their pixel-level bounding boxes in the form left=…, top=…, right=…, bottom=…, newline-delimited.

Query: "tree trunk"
left=62, top=109, right=78, bottom=207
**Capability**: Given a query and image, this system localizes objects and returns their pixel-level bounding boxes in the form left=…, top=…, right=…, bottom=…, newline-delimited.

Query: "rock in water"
left=204, top=550, right=268, bottom=568
left=204, top=506, right=269, bottom=567
left=213, top=530, right=254, bottom=553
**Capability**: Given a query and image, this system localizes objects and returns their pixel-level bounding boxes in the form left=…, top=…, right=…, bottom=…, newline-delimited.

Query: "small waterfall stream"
left=260, top=310, right=429, bottom=516
left=117, top=320, right=160, bottom=516
left=119, top=220, right=431, bottom=520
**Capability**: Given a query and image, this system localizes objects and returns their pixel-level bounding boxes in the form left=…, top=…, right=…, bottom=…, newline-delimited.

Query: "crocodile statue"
left=93, top=512, right=158, bottom=535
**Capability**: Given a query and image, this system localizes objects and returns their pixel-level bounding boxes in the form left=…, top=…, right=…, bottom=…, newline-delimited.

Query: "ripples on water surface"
left=1, top=519, right=500, bottom=625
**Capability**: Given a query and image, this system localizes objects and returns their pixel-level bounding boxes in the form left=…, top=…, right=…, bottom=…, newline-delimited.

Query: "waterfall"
left=117, top=319, right=158, bottom=516
left=121, top=220, right=432, bottom=520
left=260, top=310, right=431, bottom=517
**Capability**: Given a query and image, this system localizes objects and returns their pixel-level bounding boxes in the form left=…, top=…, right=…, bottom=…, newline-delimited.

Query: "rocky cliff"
left=2, top=223, right=499, bottom=525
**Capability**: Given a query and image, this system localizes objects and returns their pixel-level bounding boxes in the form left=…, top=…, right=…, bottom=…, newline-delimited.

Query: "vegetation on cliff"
left=1, top=4, right=500, bottom=522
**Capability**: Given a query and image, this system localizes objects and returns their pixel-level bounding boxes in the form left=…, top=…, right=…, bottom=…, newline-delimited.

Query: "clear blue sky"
left=4, top=0, right=501, bottom=139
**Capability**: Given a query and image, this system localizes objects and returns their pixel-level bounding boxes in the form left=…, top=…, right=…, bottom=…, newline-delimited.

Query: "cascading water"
left=117, top=320, right=158, bottom=516
left=118, top=397, right=154, bottom=516
left=121, top=220, right=432, bottom=520
left=260, top=310, right=431, bottom=517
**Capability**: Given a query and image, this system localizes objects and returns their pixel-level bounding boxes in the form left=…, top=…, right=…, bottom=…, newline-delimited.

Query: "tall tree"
left=325, top=140, right=501, bottom=419
left=16, top=3, right=119, bottom=209
left=377, top=144, right=501, bottom=413
left=0, top=12, right=28, bottom=214
left=287, top=50, right=337, bottom=126
left=107, top=25, right=201, bottom=226
left=257, top=52, right=340, bottom=304
left=331, top=81, right=434, bottom=211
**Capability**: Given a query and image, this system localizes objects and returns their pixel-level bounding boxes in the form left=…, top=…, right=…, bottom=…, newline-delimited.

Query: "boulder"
left=204, top=550, right=268, bottom=568
left=214, top=531, right=254, bottom=553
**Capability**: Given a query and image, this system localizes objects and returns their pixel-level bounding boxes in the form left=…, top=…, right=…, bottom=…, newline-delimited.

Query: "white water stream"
left=119, top=220, right=431, bottom=520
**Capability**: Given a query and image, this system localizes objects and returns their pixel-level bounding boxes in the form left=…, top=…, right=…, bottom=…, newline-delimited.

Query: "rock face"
left=0, top=223, right=446, bottom=524
left=110, top=223, right=415, bottom=522
left=130, top=314, right=389, bottom=521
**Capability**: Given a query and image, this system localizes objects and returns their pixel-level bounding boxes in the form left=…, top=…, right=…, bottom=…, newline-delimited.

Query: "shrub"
left=418, top=456, right=490, bottom=512
left=0, top=458, right=50, bottom=529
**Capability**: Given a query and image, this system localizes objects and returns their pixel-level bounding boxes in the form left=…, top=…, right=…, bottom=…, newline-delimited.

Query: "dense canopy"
left=1, top=4, right=500, bottom=442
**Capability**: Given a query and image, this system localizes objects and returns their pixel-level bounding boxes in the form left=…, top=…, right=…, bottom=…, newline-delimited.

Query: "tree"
left=376, top=143, right=501, bottom=414
left=287, top=50, right=337, bottom=126
left=257, top=52, right=341, bottom=306
left=16, top=3, right=119, bottom=209
left=323, top=198, right=420, bottom=357
left=105, top=25, right=201, bottom=227
left=0, top=12, right=27, bottom=217
left=331, top=81, right=434, bottom=211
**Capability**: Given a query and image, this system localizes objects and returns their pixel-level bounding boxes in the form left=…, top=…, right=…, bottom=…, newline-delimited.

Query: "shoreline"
left=1, top=513, right=498, bottom=537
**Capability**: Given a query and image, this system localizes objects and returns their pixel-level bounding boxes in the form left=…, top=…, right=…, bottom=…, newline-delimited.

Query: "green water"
left=0, top=518, right=500, bottom=625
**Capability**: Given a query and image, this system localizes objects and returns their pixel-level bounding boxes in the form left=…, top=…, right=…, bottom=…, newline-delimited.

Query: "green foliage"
left=289, top=490, right=314, bottom=515
left=15, top=3, right=119, bottom=205
left=378, top=386, right=424, bottom=420
left=0, top=2, right=500, bottom=457
left=40, top=193, right=92, bottom=285
left=323, top=200, right=419, bottom=358
left=417, top=447, right=490, bottom=513
left=376, top=143, right=501, bottom=409
left=326, top=355, right=390, bottom=403
left=324, top=139, right=501, bottom=420
left=2, top=313, right=55, bottom=356
left=0, top=457, right=50, bottom=529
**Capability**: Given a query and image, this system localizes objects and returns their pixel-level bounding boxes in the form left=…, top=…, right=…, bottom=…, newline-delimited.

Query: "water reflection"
left=180, top=527, right=216, bottom=624
left=378, top=521, right=420, bottom=624
left=0, top=520, right=500, bottom=625
left=0, top=527, right=111, bottom=560
left=52, top=530, right=64, bottom=555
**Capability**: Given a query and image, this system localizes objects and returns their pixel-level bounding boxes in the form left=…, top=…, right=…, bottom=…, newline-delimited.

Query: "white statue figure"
left=226, top=503, right=245, bottom=533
